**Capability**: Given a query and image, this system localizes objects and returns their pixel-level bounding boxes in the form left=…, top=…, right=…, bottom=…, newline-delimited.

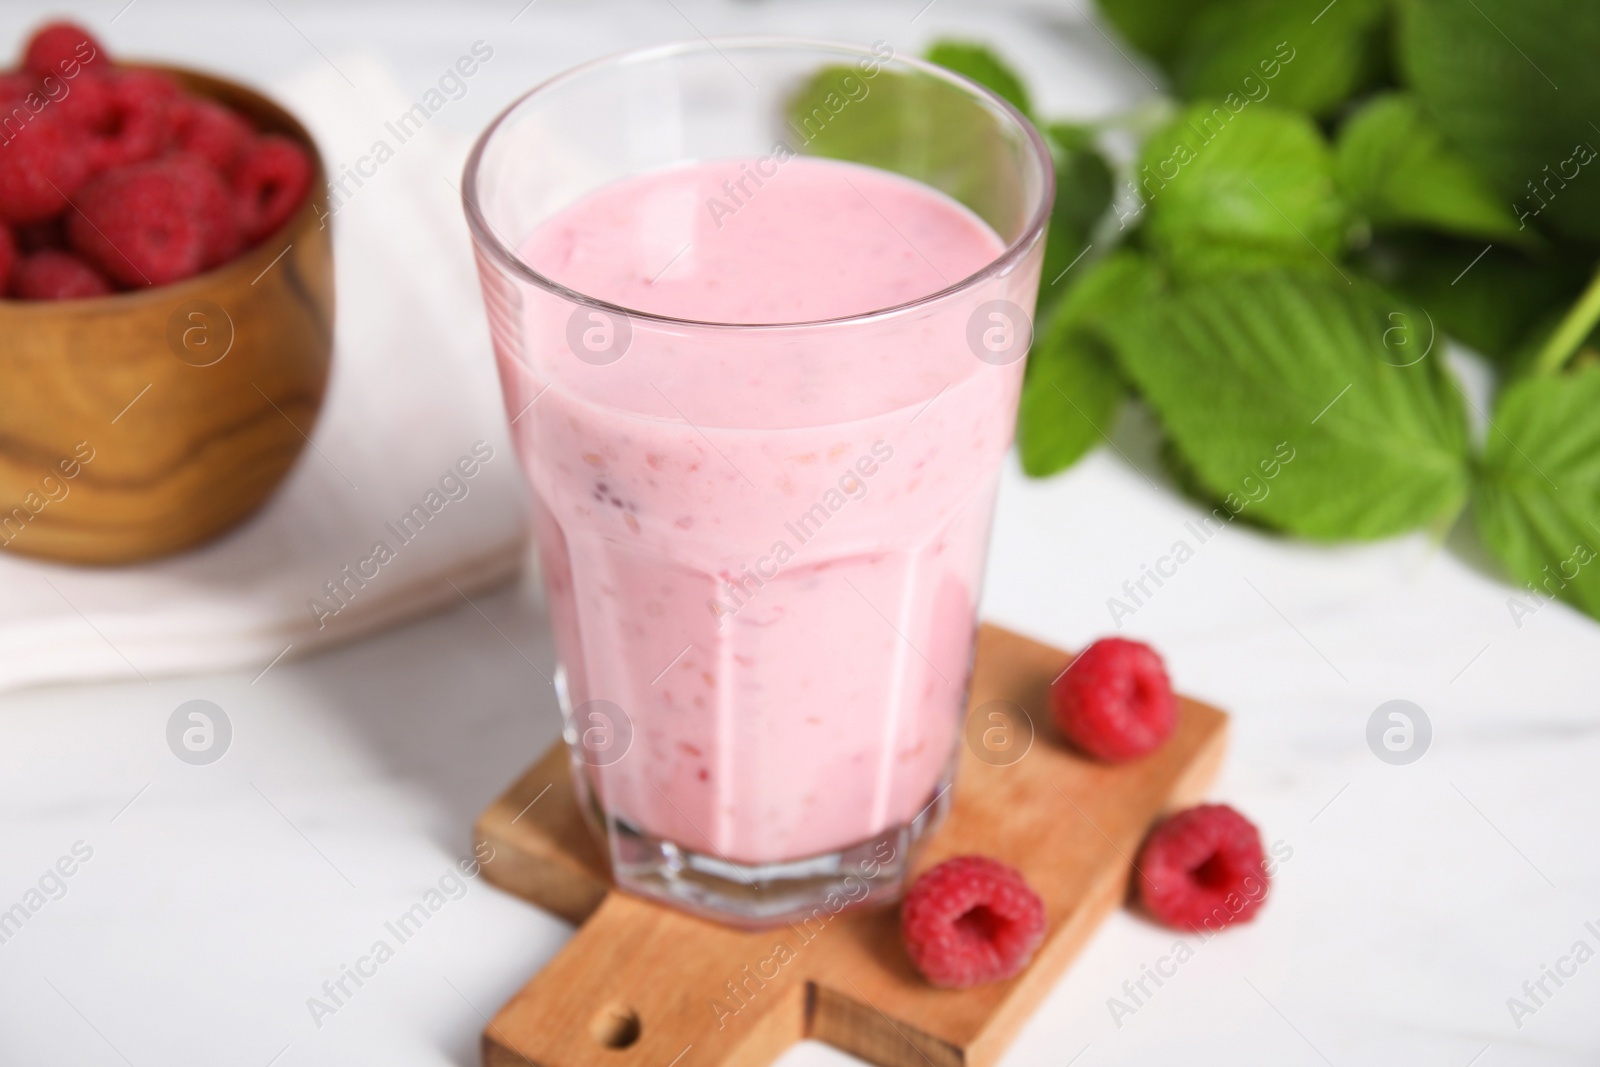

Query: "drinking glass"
left=463, top=37, right=1053, bottom=927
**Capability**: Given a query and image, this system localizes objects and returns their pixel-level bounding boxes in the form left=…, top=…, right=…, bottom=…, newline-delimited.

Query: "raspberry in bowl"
left=0, top=21, right=333, bottom=565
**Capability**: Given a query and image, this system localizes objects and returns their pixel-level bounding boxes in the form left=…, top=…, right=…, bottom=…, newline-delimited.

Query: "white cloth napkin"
left=0, top=55, right=529, bottom=694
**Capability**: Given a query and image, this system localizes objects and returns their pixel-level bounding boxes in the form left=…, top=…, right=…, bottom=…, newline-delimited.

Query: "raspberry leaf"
left=1138, top=104, right=1347, bottom=279
left=924, top=40, right=1034, bottom=118
left=1398, top=0, right=1600, bottom=241
left=1172, top=0, right=1388, bottom=117
left=1096, top=0, right=1221, bottom=66
left=920, top=47, right=1116, bottom=320
left=784, top=64, right=1018, bottom=233
left=1336, top=93, right=1535, bottom=246
left=1019, top=252, right=1158, bottom=475
left=1037, top=123, right=1115, bottom=317
left=1474, top=366, right=1600, bottom=621
left=1356, top=235, right=1591, bottom=364
left=1101, top=270, right=1472, bottom=539
left=789, top=47, right=1116, bottom=320
left=1018, top=325, right=1121, bottom=477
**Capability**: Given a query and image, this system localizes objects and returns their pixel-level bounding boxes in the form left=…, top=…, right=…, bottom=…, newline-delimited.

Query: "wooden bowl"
left=0, top=67, right=334, bottom=566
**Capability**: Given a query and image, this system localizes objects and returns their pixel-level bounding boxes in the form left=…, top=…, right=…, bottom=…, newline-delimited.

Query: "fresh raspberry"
left=2, top=71, right=115, bottom=136
left=901, top=855, right=1048, bottom=988
left=1050, top=637, right=1177, bottom=762
left=68, top=156, right=239, bottom=286
left=169, top=153, right=245, bottom=266
left=22, top=21, right=108, bottom=80
left=233, top=134, right=312, bottom=242
left=0, top=111, right=93, bottom=223
left=0, top=225, right=15, bottom=293
left=89, top=68, right=182, bottom=170
left=1135, top=804, right=1269, bottom=932
left=172, top=97, right=254, bottom=173
left=53, top=70, right=115, bottom=133
left=13, top=249, right=114, bottom=300
left=0, top=72, right=36, bottom=103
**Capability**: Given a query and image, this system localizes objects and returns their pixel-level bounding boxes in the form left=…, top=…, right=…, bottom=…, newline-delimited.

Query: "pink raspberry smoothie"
left=493, top=155, right=1035, bottom=866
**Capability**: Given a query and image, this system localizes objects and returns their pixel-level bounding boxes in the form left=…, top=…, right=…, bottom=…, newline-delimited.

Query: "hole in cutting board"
left=590, top=1004, right=642, bottom=1049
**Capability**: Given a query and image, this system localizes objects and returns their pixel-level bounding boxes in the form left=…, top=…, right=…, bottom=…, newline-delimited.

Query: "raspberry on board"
left=68, top=157, right=238, bottom=287
left=13, top=249, right=113, bottom=300
left=1134, top=804, right=1269, bottom=932
left=22, top=21, right=107, bottom=79
left=900, top=855, right=1048, bottom=988
left=1050, top=637, right=1177, bottom=762
left=233, top=134, right=313, bottom=243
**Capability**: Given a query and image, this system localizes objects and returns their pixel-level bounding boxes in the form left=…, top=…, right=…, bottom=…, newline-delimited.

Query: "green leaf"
left=787, top=53, right=1113, bottom=314
left=1096, top=0, right=1222, bottom=65
left=1018, top=330, right=1123, bottom=476
left=1138, top=104, right=1347, bottom=277
left=1357, top=234, right=1590, bottom=362
left=1101, top=271, right=1471, bottom=539
left=1398, top=0, right=1600, bottom=241
left=1158, top=437, right=1280, bottom=531
left=1474, top=365, right=1600, bottom=621
left=784, top=65, right=1023, bottom=236
left=912, top=48, right=1114, bottom=318
left=1174, top=0, right=1388, bottom=117
left=1018, top=252, right=1160, bottom=476
left=1037, top=123, right=1115, bottom=315
left=924, top=40, right=1033, bottom=118
left=1336, top=94, right=1532, bottom=245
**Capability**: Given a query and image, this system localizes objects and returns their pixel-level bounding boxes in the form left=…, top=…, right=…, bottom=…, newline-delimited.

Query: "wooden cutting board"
left=473, top=623, right=1228, bottom=1067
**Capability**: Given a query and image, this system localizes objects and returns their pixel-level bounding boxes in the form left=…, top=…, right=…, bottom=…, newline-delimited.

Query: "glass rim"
left=460, top=35, right=1056, bottom=331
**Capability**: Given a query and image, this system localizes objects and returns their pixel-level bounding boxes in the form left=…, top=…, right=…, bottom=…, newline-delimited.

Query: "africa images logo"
left=167, top=700, right=232, bottom=765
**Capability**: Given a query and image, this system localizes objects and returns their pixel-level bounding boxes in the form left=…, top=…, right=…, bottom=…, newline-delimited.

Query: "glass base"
left=580, top=776, right=952, bottom=929
left=553, top=663, right=959, bottom=927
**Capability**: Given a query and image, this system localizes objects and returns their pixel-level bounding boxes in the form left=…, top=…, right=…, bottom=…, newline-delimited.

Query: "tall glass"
left=464, top=38, right=1052, bottom=927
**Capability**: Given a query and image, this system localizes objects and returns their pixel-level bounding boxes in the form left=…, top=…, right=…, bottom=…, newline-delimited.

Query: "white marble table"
left=2, top=2, right=1597, bottom=1065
